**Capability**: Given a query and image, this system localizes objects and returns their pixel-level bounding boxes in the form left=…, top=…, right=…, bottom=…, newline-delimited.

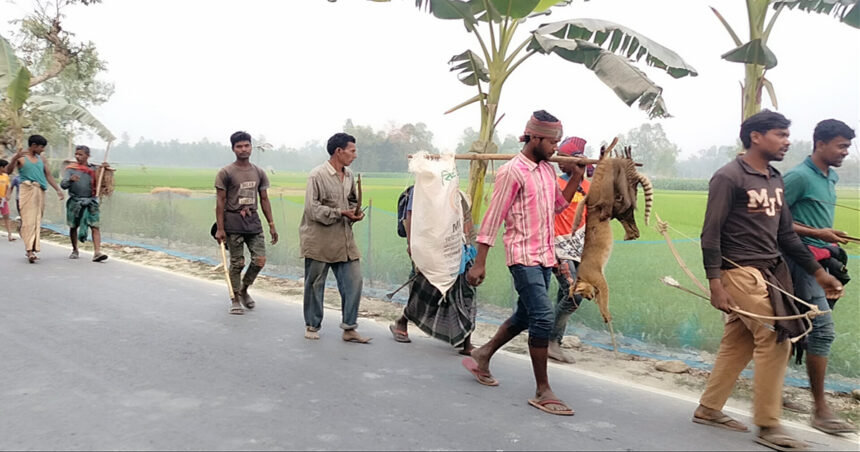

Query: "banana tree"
left=345, top=0, right=697, bottom=222
left=0, top=34, right=114, bottom=152
left=711, top=0, right=859, bottom=121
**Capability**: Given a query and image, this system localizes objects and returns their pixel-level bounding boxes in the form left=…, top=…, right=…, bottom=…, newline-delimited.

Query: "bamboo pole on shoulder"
left=408, top=153, right=642, bottom=167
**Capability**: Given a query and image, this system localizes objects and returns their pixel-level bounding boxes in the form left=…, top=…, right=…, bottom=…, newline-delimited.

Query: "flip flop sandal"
left=304, top=329, right=320, bottom=340
left=240, top=292, right=255, bottom=309
left=69, top=250, right=79, bottom=259
left=754, top=433, right=809, bottom=452
left=692, top=415, right=749, bottom=432
left=229, top=305, right=245, bottom=315
left=389, top=324, right=411, bottom=343
left=811, top=417, right=858, bottom=434
left=92, top=253, right=108, bottom=262
left=461, top=357, right=499, bottom=386
left=528, top=398, right=575, bottom=416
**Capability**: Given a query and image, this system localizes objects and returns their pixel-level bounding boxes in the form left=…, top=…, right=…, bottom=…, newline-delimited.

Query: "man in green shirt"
left=783, top=119, right=855, bottom=434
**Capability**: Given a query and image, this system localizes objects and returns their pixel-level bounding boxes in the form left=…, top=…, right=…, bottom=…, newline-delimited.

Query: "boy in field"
left=0, top=159, right=16, bottom=241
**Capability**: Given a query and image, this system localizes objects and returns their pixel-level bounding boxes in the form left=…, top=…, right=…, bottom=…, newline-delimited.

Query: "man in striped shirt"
left=462, top=110, right=580, bottom=416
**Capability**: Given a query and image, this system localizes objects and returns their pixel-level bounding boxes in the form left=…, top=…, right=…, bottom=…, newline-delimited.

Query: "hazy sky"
left=2, top=0, right=859, bottom=158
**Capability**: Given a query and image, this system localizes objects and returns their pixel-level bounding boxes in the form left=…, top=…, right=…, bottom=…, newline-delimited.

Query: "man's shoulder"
left=711, top=159, right=740, bottom=181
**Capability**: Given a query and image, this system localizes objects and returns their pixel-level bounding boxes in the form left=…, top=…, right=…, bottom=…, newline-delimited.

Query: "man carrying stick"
left=782, top=119, right=856, bottom=434
left=692, top=110, right=843, bottom=452
left=61, top=145, right=108, bottom=262
left=299, top=132, right=370, bottom=343
left=214, top=131, right=278, bottom=315
left=463, top=110, right=579, bottom=416
left=4, top=135, right=64, bottom=263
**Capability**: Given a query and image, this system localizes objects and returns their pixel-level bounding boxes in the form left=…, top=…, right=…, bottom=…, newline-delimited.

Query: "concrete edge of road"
left=37, top=240, right=859, bottom=447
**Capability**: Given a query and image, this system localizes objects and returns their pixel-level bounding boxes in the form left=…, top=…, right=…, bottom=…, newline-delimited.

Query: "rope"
left=655, top=213, right=832, bottom=343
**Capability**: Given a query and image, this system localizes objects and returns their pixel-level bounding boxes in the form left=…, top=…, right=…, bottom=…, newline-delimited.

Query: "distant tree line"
left=101, top=120, right=858, bottom=185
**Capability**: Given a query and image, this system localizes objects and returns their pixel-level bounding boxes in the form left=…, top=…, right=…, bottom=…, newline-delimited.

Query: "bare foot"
left=471, top=344, right=492, bottom=374
left=342, top=329, right=371, bottom=343
left=548, top=341, right=575, bottom=363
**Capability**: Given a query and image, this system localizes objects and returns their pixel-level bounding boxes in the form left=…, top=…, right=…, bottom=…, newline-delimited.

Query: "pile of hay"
left=149, top=187, right=192, bottom=197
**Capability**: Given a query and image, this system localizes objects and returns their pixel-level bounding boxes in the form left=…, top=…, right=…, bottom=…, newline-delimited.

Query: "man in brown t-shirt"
left=215, top=131, right=278, bottom=315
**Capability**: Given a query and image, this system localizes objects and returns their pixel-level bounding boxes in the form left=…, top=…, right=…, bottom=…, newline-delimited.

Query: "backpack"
left=396, top=185, right=414, bottom=238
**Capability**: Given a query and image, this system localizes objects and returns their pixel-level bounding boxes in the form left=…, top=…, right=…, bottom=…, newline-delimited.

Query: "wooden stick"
left=354, top=174, right=363, bottom=216
left=408, top=153, right=643, bottom=167
left=219, top=240, right=235, bottom=300
left=95, top=140, right=112, bottom=198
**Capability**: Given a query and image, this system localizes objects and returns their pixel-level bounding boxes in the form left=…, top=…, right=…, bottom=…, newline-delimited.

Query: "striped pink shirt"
left=477, top=153, right=569, bottom=267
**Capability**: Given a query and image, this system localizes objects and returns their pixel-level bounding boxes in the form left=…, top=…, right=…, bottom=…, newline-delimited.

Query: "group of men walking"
left=2, top=135, right=108, bottom=263
left=212, top=109, right=855, bottom=452
left=6, top=108, right=850, bottom=451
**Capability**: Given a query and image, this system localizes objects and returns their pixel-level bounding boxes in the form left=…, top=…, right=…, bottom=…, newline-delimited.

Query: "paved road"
left=1, top=240, right=857, bottom=451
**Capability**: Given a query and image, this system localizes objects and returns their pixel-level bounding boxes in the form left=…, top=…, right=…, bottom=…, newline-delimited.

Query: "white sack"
left=408, top=151, right=463, bottom=294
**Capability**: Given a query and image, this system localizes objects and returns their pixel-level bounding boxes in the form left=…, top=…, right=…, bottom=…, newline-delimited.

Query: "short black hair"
left=813, top=119, right=855, bottom=148
left=230, top=131, right=252, bottom=149
left=75, top=145, right=91, bottom=156
left=28, top=135, right=48, bottom=147
left=533, top=109, right=559, bottom=123
left=326, top=133, right=356, bottom=155
left=739, top=109, right=791, bottom=149
left=0, top=159, right=8, bottom=168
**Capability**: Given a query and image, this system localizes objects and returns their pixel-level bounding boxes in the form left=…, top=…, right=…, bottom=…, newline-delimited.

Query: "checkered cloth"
left=404, top=270, right=476, bottom=347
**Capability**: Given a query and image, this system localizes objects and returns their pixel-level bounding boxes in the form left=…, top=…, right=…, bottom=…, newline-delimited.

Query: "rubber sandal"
left=811, top=416, right=858, bottom=434
left=754, top=432, right=808, bottom=451
left=528, top=398, right=574, bottom=416
left=692, top=415, right=749, bottom=432
left=389, top=324, right=411, bottom=343
left=461, top=357, right=498, bottom=386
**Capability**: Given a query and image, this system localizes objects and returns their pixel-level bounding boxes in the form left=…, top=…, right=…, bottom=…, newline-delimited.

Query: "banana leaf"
left=721, top=38, right=778, bottom=69
left=28, top=95, right=116, bottom=142
left=530, top=34, right=670, bottom=118
left=532, top=18, right=698, bottom=79
left=0, top=35, right=23, bottom=93
left=775, top=0, right=860, bottom=28
left=449, top=49, right=490, bottom=86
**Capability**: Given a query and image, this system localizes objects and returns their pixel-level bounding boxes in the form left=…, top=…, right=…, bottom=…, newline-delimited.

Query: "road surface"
left=1, top=240, right=856, bottom=450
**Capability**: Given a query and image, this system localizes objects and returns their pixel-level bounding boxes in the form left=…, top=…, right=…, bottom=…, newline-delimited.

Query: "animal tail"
left=638, top=173, right=653, bottom=225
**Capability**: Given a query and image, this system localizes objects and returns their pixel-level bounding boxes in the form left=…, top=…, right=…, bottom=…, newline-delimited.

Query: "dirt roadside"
left=35, top=229, right=860, bottom=428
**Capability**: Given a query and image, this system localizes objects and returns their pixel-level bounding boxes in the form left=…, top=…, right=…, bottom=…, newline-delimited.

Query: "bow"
left=654, top=213, right=830, bottom=344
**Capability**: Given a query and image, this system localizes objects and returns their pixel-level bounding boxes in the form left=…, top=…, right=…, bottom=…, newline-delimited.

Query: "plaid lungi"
left=404, top=270, right=476, bottom=347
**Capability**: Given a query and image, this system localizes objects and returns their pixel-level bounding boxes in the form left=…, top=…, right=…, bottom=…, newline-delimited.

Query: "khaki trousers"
left=19, top=181, right=45, bottom=253
left=699, top=266, right=791, bottom=428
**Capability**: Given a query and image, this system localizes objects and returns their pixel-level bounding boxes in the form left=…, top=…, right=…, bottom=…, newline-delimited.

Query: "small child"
left=0, top=159, right=16, bottom=241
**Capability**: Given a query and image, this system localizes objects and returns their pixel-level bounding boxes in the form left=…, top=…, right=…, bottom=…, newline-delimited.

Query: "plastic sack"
left=408, top=151, right=464, bottom=294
